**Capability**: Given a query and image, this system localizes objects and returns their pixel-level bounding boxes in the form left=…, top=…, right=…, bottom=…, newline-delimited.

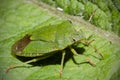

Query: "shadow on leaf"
left=15, top=47, right=85, bottom=68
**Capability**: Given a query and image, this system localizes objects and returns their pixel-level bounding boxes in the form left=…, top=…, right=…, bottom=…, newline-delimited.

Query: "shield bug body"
left=7, top=21, right=102, bottom=76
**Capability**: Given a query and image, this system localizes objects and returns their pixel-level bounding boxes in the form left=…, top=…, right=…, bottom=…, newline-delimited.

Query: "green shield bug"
left=6, top=21, right=103, bottom=77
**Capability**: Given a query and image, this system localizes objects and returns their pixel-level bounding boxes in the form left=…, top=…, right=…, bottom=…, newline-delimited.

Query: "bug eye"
left=72, top=38, right=77, bottom=42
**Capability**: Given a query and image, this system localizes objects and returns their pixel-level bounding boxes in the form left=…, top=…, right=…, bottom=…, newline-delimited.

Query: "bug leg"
left=86, top=58, right=96, bottom=66
left=6, top=57, right=43, bottom=73
left=89, top=44, right=104, bottom=59
left=59, top=50, right=66, bottom=77
left=69, top=46, right=79, bottom=55
left=81, top=39, right=104, bottom=59
left=72, top=54, right=96, bottom=67
left=69, top=45, right=96, bottom=66
left=81, top=39, right=95, bottom=46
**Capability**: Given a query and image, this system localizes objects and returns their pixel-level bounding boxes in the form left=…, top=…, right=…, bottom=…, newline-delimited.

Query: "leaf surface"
left=0, top=0, right=120, bottom=80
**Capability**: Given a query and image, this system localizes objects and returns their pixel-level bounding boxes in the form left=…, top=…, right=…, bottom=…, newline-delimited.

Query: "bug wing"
left=22, top=41, right=59, bottom=57
left=30, top=21, right=82, bottom=49
left=14, top=21, right=84, bottom=57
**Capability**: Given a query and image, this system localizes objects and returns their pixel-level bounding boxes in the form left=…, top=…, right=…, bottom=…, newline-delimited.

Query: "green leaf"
left=42, top=0, right=120, bottom=36
left=0, top=0, right=120, bottom=80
